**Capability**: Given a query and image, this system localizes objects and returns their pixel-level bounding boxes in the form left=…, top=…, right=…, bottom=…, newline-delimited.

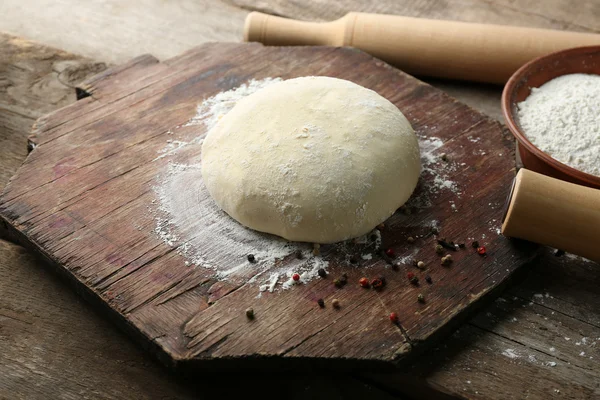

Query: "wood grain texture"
left=1, top=1, right=599, bottom=398
left=0, top=0, right=246, bottom=64
left=0, top=42, right=535, bottom=369
left=0, top=234, right=402, bottom=399
left=0, top=33, right=106, bottom=190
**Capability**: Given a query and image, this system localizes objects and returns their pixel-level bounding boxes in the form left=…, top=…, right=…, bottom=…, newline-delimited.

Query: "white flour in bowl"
left=517, top=73, right=600, bottom=177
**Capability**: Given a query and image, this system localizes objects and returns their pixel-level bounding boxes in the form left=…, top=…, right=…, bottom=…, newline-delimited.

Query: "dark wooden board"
left=0, top=43, right=536, bottom=370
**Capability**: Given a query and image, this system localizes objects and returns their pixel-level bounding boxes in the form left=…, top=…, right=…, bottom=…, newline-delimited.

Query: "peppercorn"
left=477, top=246, right=487, bottom=256
left=407, top=272, right=419, bottom=284
left=371, top=277, right=386, bottom=290
left=392, top=262, right=400, bottom=271
left=340, top=273, right=348, bottom=284
left=332, top=299, right=340, bottom=309
left=247, top=254, right=256, bottom=263
left=313, top=243, right=320, bottom=256
left=458, top=243, right=466, bottom=249
left=317, top=299, right=325, bottom=308
left=437, top=239, right=458, bottom=251
left=370, top=233, right=377, bottom=241
left=441, top=254, right=453, bottom=265
left=245, top=308, right=255, bottom=320
left=431, top=227, right=440, bottom=235
left=385, top=248, right=395, bottom=257
left=407, top=236, right=415, bottom=244
left=555, top=249, right=565, bottom=257
left=417, top=261, right=425, bottom=269
left=295, top=250, right=303, bottom=259
left=472, top=240, right=479, bottom=248
left=441, top=153, right=449, bottom=161
left=349, top=256, right=358, bottom=264
left=425, top=275, right=433, bottom=284
left=389, top=312, right=399, bottom=323
left=418, top=293, right=425, bottom=303
left=435, top=244, right=444, bottom=255
left=359, top=277, right=370, bottom=288
left=292, top=273, right=300, bottom=282
left=333, top=278, right=343, bottom=288
left=317, top=268, right=327, bottom=278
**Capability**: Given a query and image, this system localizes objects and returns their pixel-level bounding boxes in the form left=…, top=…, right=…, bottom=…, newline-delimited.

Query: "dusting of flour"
left=151, top=77, right=461, bottom=293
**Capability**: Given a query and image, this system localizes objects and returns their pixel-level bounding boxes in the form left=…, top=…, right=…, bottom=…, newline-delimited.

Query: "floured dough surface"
left=201, top=76, right=420, bottom=243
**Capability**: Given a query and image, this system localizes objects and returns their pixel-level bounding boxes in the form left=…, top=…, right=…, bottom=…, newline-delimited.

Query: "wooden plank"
left=0, top=43, right=535, bottom=369
left=0, top=235, right=402, bottom=399
left=0, top=33, right=106, bottom=190
left=1, top=1, right=599, bottom=398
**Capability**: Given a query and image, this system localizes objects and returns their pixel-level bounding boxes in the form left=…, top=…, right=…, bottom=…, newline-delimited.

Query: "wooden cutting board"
left=0, top=43, right=536, bottom=370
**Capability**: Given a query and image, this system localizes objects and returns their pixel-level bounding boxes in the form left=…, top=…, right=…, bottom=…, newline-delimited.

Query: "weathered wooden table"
left=1, top=1, right=598, bottom=399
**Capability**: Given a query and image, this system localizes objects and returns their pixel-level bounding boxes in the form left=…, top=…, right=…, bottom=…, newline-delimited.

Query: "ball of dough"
left=201, top=76, right=420, bottom=243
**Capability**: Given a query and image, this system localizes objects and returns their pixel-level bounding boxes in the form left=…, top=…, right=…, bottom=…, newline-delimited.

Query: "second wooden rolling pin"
left=502, top=169, right=600, bottom=263
left=244, top=12, right=600, bottom=84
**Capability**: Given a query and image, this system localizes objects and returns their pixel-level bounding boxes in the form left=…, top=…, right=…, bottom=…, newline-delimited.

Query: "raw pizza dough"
left=201, top=76, right=420, bottom=243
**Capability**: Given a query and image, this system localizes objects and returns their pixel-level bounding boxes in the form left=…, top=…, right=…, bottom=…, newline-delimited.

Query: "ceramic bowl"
left=501, top=45, right=600, bottom=189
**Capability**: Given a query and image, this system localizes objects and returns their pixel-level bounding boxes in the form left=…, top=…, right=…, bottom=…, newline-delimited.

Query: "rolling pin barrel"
left=502, top=169, right=600, bottom=262
left=244, top=12, right=600, bottom=84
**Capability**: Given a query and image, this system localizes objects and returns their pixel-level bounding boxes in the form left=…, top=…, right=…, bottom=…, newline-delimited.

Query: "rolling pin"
left=502, top=169, right=600, bottom=262
left=244, top=12, right=600, bottom=84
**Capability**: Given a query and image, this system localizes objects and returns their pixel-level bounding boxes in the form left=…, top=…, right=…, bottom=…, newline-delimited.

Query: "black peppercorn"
left=247, top=254, right=256, bottom=263
left=317, top=268, right=327, bottom=278
left=317, top=299, right=325, bottom=308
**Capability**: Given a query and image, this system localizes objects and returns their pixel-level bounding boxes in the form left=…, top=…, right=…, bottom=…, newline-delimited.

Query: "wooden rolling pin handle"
left=502, top=169, right=600, bottom=263
left=244, top=12, right=600, bottom=84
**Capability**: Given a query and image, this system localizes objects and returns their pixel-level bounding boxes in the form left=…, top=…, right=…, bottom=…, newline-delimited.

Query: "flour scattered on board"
left=150, top=77, right=466, bottom=292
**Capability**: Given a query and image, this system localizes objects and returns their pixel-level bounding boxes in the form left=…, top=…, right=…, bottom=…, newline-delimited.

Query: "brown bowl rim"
left=501, top=45, right=600, bottom=187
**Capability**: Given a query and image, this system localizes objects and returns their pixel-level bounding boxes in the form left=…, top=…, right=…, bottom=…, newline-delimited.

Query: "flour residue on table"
left=151, top=77, right=464, bottom=292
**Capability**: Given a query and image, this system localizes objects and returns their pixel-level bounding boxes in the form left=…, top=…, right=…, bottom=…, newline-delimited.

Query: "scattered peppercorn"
left=555, top=249, right=565, bottom=257
left=292, top=273, right=300, bottom=282
left=407, top=236, right=415, bottom=244
left=477, top=246, right=487, bottom=256
left=458, top=243, right=466, bottom=249
left=371, top=277, right=386, bottom=290
left=418, top=293, right=425, bottom=303
left=472, top=240, right=479, bottom=248
left=246, top=308, right=255, bottom=320
left=359, top=277, right=370, bottom=288
left=247, top=254, right=256, bottom=263
left=370, top=233, right=377, bottom=241
left=435, top=244, right=444, bottom=255
left=417, top=261, right=425, bottom=269
left=389, top=312, right=399, bottom=323
left=313, top=243, right=320, bottom=256
left=407, top=272, right=419, bottom=284
left=317, top=298, right=325, bottom=308
left=340, top=273, right=348, bottom=284
left=441, top=254, right=453, bottom=265
left=425, top=275, right=433, bottom=284
left=392, top=262, right=400, bottom=271
left=377, top=223, right=385, bottom=230
left=441, top=153, right=449, bottom=161
left=349, top=256, right=358, bottom=264
left=437, top=239, right=458, bottom=251
left=295, top=250, right=303, bottom=259
left=318, top=268, right=327, bottom=278
left=332, top=299, right=340, bottom=309
left=385, top=248, right=395, bottom=257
